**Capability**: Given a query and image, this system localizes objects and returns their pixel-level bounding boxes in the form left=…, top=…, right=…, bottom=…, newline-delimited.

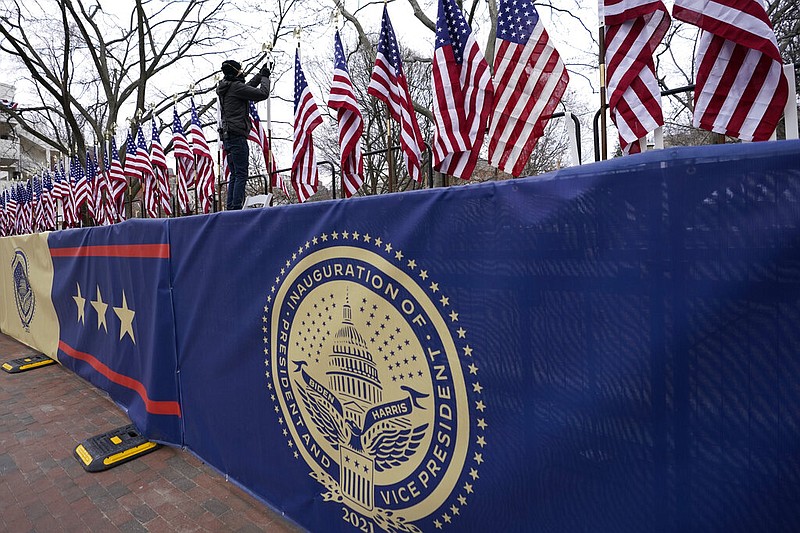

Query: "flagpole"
left=189, top=84, right=199, bottom=215
left=264, top=42, right=274, bottom=198
left=598, top=2, right=608, bottom=161
left=333, top=11, right=342, bottom=200
left=383, top=0, right=395, bottom=193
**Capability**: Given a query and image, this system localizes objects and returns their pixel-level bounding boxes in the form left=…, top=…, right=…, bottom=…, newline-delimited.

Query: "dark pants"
left=224, top=135, right=249, bottom=210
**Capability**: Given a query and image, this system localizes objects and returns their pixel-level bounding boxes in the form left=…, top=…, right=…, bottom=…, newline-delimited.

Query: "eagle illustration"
left=293, top=360, right=429, bottom=472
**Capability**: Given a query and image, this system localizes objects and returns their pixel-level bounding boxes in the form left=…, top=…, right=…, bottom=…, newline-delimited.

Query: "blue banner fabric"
left=48, top=220, right=182, bottom=444
left=167, top=140, right=800, bottom=532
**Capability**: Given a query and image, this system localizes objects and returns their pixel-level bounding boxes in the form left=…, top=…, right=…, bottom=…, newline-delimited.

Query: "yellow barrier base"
left=73, top=424, right=160, bottom=472
left=2, top=354, right=57, bottom=373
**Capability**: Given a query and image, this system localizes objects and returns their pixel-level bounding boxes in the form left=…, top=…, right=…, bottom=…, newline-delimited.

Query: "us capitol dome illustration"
left=327, top=302, right=383, bottom=429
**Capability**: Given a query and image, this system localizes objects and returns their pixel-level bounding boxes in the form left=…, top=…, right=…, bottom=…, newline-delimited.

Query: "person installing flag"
left=216, top=58, right=271, bottom=210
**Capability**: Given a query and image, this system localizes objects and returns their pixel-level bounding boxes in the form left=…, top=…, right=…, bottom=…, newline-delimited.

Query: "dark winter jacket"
left=216, top=73, right=270, bottom=139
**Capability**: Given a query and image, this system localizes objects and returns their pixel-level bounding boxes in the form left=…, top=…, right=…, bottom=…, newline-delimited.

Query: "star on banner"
left=113, top=291, right=136, bottom=343
left=73, top=283, right=86, bottom=324
left=90, top=285, right=109, bottom=332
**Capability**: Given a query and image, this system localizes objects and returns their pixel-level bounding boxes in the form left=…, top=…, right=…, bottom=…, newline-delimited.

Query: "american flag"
left=488, top=0, right=569, bottom=176
left=603, top=0, right=670, bottom=155
left=124, top=130, right=152, bottom=179
left=108, top=137, right=128, bottom=221
left=96, top=147, right=113, bottom=225
left=70, top=154, right=86, bottom=224
left=171, top=106, right=194, bottom=214
left=53, top=158, right=71, bottom=228
left=6, top=186, right=17, bottom=234
left=17, top=182, right=29, bottom=234
left=42, top=170, right=56, bottom=230
left=673, top=0, right=788, bottom=141
left=432, top=0, right=494, bottom=180
left=188, top=99, right=215, bottom=213
left=0, top=190, right=7, bottom=236
left=32, top=176, right=44, bottom=232
left=248, top=101, right=288, bottom=197
left=292, top=49, right=323, bottom=203
left=329, top=31, right=364, bottom=198
left=84, top=150, right=97, bottom=222
left=151, top=120, right=173, bottom=217
left=368, top=5, right=425, bottom=184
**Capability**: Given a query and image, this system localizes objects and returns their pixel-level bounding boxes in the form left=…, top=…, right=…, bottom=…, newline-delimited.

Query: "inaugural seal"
left=263, top=232, right=487, bottom=532
left=11, top=248, right=35, bottom=331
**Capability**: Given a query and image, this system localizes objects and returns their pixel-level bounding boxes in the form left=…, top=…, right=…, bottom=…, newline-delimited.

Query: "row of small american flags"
left=2, top=0, right=790, bottom=225
left=0, top=99, right=216, bottom=236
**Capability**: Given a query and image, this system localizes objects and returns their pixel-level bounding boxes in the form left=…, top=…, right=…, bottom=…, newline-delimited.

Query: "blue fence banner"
left=2, top=139, right=799, bottom=532
left=48, top=221, right=182, bottom=444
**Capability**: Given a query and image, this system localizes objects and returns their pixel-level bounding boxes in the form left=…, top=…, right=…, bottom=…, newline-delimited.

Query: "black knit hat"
left=221, top=59, right=242, bottom=78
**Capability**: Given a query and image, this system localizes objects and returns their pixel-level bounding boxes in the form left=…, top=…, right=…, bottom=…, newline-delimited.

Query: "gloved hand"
left=259, top=64, right=271, bottom=77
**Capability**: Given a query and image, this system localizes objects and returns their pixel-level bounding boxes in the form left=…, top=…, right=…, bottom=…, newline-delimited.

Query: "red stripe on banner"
left=58, top=340, right=181, bottom=417
left=50, top=244, right=170, bottom=258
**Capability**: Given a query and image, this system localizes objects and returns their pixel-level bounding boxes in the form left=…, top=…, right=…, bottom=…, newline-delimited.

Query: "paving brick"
left=0, top=331, right=302, bottom=533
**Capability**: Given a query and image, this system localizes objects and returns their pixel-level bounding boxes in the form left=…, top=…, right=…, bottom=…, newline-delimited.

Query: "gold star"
left=463, top=345, right=473, bottom=356
left=477, top=435, right=487, bottom=447
left=374, top=237, right=382, bottom=247
left=293, top=451, right=299, bottom=458
left=430, top=282, right=439, bottom=293
left=332, top=231, right=339, bottom=239
left=440, top=295, right=449, bottom=306
left=469, top=468, right=479, bottom=480
left=449, top=310, right=459, bottom=322
left=113, top=291, right=136, bottom=343
left=458, top=494, right=467, bottom=506
left=342, top=230, right=350, bottom=239
left=321, top=233, right=328, bottom=241
left=364, top=233, right=371, bottom=242
left=385, top=243, right=393, bottom=253
left=468, top=363, right=478, bottom=375
left=457, top=327, right=466, bottom=338
left=312, top=237, right=318, bottom=245
left=90, top=285, right=108, bottom=332
left=298, top=246, right=303, bottom=254
left=477, top=418, right=488, bottom=430
left=450, top=505, right=460, bottom=516
left=352, top=231, right=360, bottom=240
left=464, top=482, right=474, bottom=494
left=305, top=241, right=311, bottom=249
left=73, top=283, right=86, bottom=324
left=395, top=250, right=404, bottom=261
left=442, top=513, right=451, bottom=524
left=407, top=259, right=417, bottom=269
left=434, top=520, right=443, bottom=530
left=475, top=400, right=486, bottom=412
left=474, top=452, right=484, bottom=465
left=473, top=382, right=483, bottom=394
left=420, top=270, right=428, bottom=280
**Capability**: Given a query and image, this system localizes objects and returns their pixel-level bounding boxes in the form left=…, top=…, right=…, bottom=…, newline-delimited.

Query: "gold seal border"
left=262, top=232, right=488, bottom=529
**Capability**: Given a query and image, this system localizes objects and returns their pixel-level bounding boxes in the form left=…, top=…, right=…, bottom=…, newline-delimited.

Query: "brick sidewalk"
left=0, top=332, right=304, bottom=532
